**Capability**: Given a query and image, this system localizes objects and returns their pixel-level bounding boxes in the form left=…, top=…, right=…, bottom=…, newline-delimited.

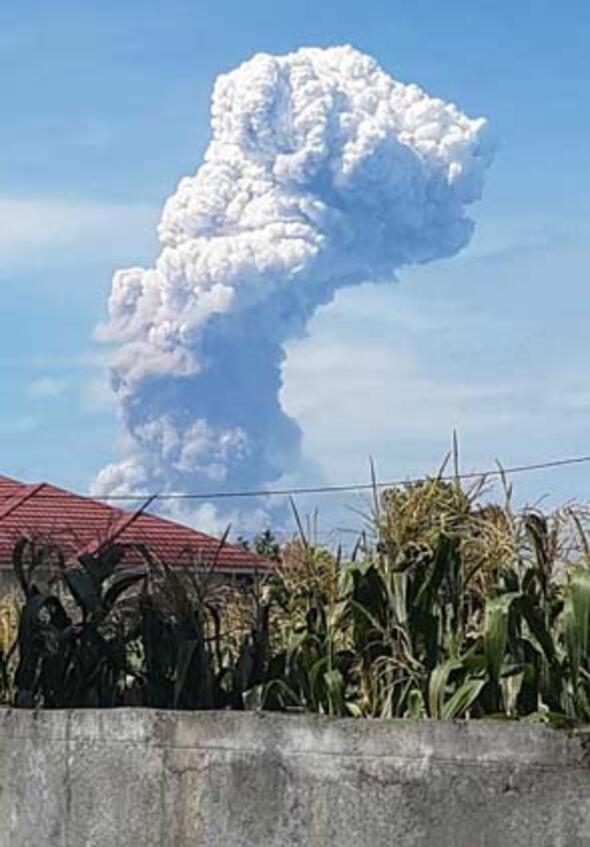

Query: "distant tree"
left=237, top=529, right=282, bottom=563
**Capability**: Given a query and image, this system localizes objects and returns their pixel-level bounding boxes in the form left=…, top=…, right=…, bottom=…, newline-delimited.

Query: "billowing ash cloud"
left=94, top=45, right=493, bottom=529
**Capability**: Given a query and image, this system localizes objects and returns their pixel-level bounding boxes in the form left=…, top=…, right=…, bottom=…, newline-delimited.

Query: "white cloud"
left=280, top=277, right=516, bottom=489
left=78, top=372, right=117, bottom=415
left=285, top=336, right=513, bottom=441
left=27, top=376, right=69, bottom=400
left=27, top=350, right=111, bottom=370
left=0, top=197, right=159, bottom=274
left=25, top=354, right=117, bottom=416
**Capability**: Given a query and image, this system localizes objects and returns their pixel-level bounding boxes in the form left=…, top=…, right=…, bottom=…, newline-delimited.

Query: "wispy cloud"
left=25, top=355, right=116, bottom=415
left=26, top=350, right=111, bottom=370
left=457, top=216, right=574, bottom=267
left=284, top=337, right=514, bottom=439
left=27, top=376, right=69, bottom=400
left=0, top=196, right=159, bottom=274
left=78, top=372, right=116, bottom=415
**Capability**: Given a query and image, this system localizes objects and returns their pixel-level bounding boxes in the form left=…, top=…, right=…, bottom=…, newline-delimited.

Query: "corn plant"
left=260, top=542, right=355, bottom=715
left=7, top=532, right=274, bottom=711
left=5, top=466, right=590, bottom=726
left=10, top=536, right=145, bottom=707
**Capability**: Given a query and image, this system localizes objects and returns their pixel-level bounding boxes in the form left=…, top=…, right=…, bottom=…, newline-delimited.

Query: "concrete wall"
left=1, top=709, right=590, bottom=847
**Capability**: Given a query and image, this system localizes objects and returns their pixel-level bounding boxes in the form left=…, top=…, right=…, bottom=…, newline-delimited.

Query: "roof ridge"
left=33, top=479, right=116, bottom=504
left=0, top=475, right=270, bottom=572
left=0, top=473, right=28, bottom=487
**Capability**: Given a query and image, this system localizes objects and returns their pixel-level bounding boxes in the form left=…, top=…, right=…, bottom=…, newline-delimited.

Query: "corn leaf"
left=484, top=592, right=520, bottom=684
left=428, top=657, right=462, bottom=719
left=441, top=678, right=485, bottom=719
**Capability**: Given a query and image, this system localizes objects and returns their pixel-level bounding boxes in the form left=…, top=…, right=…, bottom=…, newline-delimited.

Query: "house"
left=0, top=473, right=269, bottom=593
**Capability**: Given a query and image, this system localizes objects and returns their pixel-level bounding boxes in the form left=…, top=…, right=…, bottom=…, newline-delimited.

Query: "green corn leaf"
left=405, top=687, right=426, bottom=719
left=64, top=568, right=101, bottom=617
left=571, top=566, right=590, bottom=660
left=412, top=534, right=452, bottom=611
left=500, top=670, right=525, bottom=717
left=522, top=708, right=575, bottom=728
left=563, top=567, right=590, bottom=689
left=563, top=593, right=579, bottom=688
left=261, top=678, right=302, bottom=711
left=484, top=592, right=520, bottom=684
left=441, top=677, right=485, bottom=719
left=242, top=684, right=264, bottom=711
left=349, top=600, right=385, bottom=635
left=323, top=668, right=345, bottom=716
left=428, top=657, right=463, bottom=719
left=103, top=572, right=146, bottom=614
left=346, top=701, right=364, bottom=718
left=12, top=538, right=33, bottom=599
left=392, top=571, right=408, bottom=625
left=519, top=596, right=557, bottom=665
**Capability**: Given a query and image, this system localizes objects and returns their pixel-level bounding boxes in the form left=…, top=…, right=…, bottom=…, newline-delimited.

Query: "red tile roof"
left=0, top=474, right=269, bottom=575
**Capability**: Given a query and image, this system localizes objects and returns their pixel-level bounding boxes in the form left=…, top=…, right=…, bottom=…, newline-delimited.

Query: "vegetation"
left=0, top=592, right=19, bottom=700
left=3, top=462, right=590, bottom=726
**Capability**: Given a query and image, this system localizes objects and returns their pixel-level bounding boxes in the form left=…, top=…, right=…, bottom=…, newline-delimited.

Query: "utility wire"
left=2, top=453, right=590, bottom=503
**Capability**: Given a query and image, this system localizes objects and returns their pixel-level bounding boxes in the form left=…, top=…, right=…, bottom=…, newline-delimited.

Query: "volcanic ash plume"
left=94, top=45, right=493, bottom=527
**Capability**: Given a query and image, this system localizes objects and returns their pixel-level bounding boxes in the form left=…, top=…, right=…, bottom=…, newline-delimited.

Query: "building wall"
left=1, top=708, right=590, bottom=846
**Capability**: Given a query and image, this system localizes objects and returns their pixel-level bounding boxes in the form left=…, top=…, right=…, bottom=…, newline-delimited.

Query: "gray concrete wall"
left=1, top=709, right=590, bottom=847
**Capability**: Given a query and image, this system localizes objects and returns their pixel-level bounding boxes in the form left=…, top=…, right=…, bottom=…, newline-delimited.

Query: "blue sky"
left=2, top=0, right=590, bottom=532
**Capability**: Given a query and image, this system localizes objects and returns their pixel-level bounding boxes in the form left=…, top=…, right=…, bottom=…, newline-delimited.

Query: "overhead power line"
left=3, top=453, right=590, bottom=503
left=96, top=454, right=590, bottom=500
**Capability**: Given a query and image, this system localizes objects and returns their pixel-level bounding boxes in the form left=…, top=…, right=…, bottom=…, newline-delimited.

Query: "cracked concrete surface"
left=1, top=709, right=590, bottom=846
